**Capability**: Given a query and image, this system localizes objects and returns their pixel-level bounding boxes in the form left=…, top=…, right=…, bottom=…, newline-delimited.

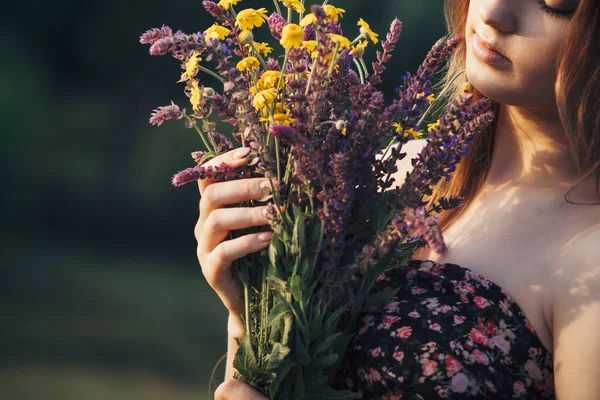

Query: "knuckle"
left=194, top=220, right=203, bottom=242
left=204, top=210, right=220, bottom=231
left=215, top=379, right=240, bottom=399
left=202, top=184, right=217, bottom=203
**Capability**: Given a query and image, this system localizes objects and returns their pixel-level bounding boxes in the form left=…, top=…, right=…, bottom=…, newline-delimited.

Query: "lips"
left=474, top=32, right=508, bottom=60
left=471, top=31, right=511, bottom=67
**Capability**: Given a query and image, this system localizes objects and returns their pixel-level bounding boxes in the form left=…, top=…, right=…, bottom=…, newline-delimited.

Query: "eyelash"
left=537, top=0, right=575, bottom=18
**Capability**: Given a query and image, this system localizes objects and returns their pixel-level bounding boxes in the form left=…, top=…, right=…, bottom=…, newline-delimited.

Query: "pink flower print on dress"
left=384, top=301, right=400, bottom=313
left=491, top=335, right=511, bottom=355
left=368, top=368, right=382, bottom=383
left=379, top=315, right=401, bottom=330
left=524, top=359, right=544, bottom=381
left=444, top=355, right=463, bottom=375
left=472, top=349, right=490, bottom=365
left=429, top=323, right=441, bottom=331
left=528, top=347, right=540, bottom=357
left=393, top=351, right=404, bottom=362
left=473, top=296, right=489, bottom=308
left=412, top=287, right=427, bottom=295
left=469, top=328, right=491, bottom=347
left=499, top=298, right=513, bottom=316
left=451, top=372, right=469, bottom=393
left=485, top=380, right=497, bottom=393
left=422, top=360, right=438, bottom=376
left=513, top=380, right=527, bottom=395
left=397, top=326, right=413, bottom=339
left=408, top=311, right=420, bottom=318
left=453, top=315, right=464, bottom=325
left=439, top=304, right=452, bottom=313
left=371, top=346, right=382, bottom=357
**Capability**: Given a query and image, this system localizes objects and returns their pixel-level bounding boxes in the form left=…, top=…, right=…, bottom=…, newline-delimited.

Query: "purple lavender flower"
left=267, top=12, right=287, bottom=40
left=149, top=101, right=183, bottom=126
left=171, top=162, right=253, bottom=187
left=139, top=25, right=173, bottom=44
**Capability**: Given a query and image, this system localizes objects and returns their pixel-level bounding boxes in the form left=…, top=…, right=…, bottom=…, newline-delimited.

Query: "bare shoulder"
left=380, top=139, right=429, bottom=187
left=550, top=222, right=600, bottom=399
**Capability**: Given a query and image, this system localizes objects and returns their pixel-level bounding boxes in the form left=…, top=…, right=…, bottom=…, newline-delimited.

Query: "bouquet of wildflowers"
left=141, top=1, right=494, bottom=398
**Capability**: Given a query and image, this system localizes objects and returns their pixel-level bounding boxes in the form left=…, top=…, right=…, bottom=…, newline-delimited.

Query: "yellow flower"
left=280, top=23, right=303, bottom=49
left=427, top=120, right=441, bottom=132
left=204, top=24, right=231, bottom=40
left=190, top=80, right=203, bottom=111
left=217, top=0, right=241, bottom=10
left=299, top=13, right=317, bottom=27
left=357, top=18, right=379, bottom=44
left=462, top=81, right=474, bottom=94
left=350, top=40, right=369, bottom=58
left=260, top=103, right=294, bottom=125
left=301, top=40, right=318, bottom=53
left=236, top=56, right=260, bottom=71
left=391, top=123, right=423, bottom=139
left=251, top=70, right=283, bottom=94
left=323, top=5, right=345, bottom=22
left=238, top=30, right=254, bottom=45
left=249, top=41, right=273, bottom=57
left=426, top=93, right=436, bottom=104
left=328, top=34, right=351, bottom=49
left=279, top=0, right=304, bottom=12
left=252, top=88, right=278, bottom=110
left=236, top=8, right=268, bottom=31
left=180, top=51, right=202, bottom=82
left=405, top=128, right=423, bottom=139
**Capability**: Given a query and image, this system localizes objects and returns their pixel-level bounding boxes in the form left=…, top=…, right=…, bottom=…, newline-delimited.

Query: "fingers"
left=215, top=379, right=268, bottom=400
left=200, top=206, right=271, bottom=252
left=198, top=230, right=272, bottom=316
left=197, top=147, right=253, bottom=195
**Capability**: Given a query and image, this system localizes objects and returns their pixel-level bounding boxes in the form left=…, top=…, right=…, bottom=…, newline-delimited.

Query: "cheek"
left=466, top=39, right=561, bottom=108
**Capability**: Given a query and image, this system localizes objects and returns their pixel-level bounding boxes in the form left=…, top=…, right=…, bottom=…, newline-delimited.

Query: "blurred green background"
left=0, top=1, right=445, bottom=399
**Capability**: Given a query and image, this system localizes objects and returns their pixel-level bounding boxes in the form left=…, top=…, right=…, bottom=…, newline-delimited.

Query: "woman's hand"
left=214, top=379, right=268, bottom=400
left=194, top=147, right=275, bottom=378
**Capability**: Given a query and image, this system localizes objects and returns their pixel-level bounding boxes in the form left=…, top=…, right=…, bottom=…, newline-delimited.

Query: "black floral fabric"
left=334, top=259, right=555, bottom=399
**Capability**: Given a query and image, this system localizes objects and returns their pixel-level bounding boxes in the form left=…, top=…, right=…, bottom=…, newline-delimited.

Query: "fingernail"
left=258, top=231, right=273, bottom=242
left=261, top=207, right=269, bottom=218
left=233, top=148, right=251, bottom=159
left=259, top=180, right=271, bottom=194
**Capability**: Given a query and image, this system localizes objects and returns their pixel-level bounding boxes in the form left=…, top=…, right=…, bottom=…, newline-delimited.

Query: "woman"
left=196, top=0, right=600, bottom=398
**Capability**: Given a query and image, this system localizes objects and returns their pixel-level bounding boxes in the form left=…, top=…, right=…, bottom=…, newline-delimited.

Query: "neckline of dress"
left=406, top=258, right=553, bottom=357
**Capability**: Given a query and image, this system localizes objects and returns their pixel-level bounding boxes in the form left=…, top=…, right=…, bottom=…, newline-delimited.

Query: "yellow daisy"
left=323, top=5, right=345, bottom=22
left=236, top=8, right=268, bottom=31
left=204, top=24, right=231, bottom=40
left=357, top=18, right=379, bottom=44
left=350, top=40, right=369, bottom=58
left=189, top=80, right=203, bottom=111
left=280, top=24, right=303, bottom=49
left=299, top=13, right=317, bottom=27
left=249, top=41, right=273, bottom=57
left=328, top=34, right=351, bottom=49
left=279, top=0, right=304, bottom=13
left=180, top=51, right=202, bottom=82
left=236, top=56, right=260, bottom=71
left=217, top=0, right=241, bottom=11
left=252, top=88, right=278, bottom=110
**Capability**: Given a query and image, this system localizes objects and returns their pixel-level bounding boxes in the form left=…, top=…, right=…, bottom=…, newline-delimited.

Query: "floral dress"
left=333, top=259, right=555, bottom=399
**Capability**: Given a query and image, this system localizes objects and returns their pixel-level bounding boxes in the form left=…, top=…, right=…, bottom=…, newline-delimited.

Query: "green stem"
left=243, top=281, right=251, bottom=346
left=198, top=65, right=225, bottom=84
left=250, top=42, right=268, bottom=70
left=272, top=0, right=282, bottom=15
left=326, top=42, right=341, bottom=80
left=275, top=137, right=282, bottom=182
left=352, top=57, right=365, bottom=85
left=193, top=123, right=215, bottom=152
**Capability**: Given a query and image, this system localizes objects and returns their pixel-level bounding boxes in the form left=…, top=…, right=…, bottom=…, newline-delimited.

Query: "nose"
left=478, top=0, right=517, bottom=33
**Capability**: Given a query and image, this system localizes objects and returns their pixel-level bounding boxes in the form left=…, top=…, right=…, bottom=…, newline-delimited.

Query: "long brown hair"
left=424, top=0, right=600, bottom=233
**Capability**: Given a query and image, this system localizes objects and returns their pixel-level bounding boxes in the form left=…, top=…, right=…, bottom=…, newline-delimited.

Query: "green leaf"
left=314, top=332, right=342, bottom=356
left=267, top=301, right=291, bottom=328
left=325, top=305, right=348, bottom=330
left=311, top=353, right=338, bottom=367
left=360, top=288, right=401, bottom=312
left=268, top=359, right=295, bottom=399
left=294, top=329, right=311, bottom=366
left=266, top=342, right=291, bottom=371
left=290, top=274, right=304, bottom=304
left=292, top=367, right=306, bottom=399
left=232, top=334, right=259, bottom=378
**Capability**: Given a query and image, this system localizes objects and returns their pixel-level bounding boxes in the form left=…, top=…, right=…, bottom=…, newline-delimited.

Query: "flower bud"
left=238, top=30, right=254, bottom=45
